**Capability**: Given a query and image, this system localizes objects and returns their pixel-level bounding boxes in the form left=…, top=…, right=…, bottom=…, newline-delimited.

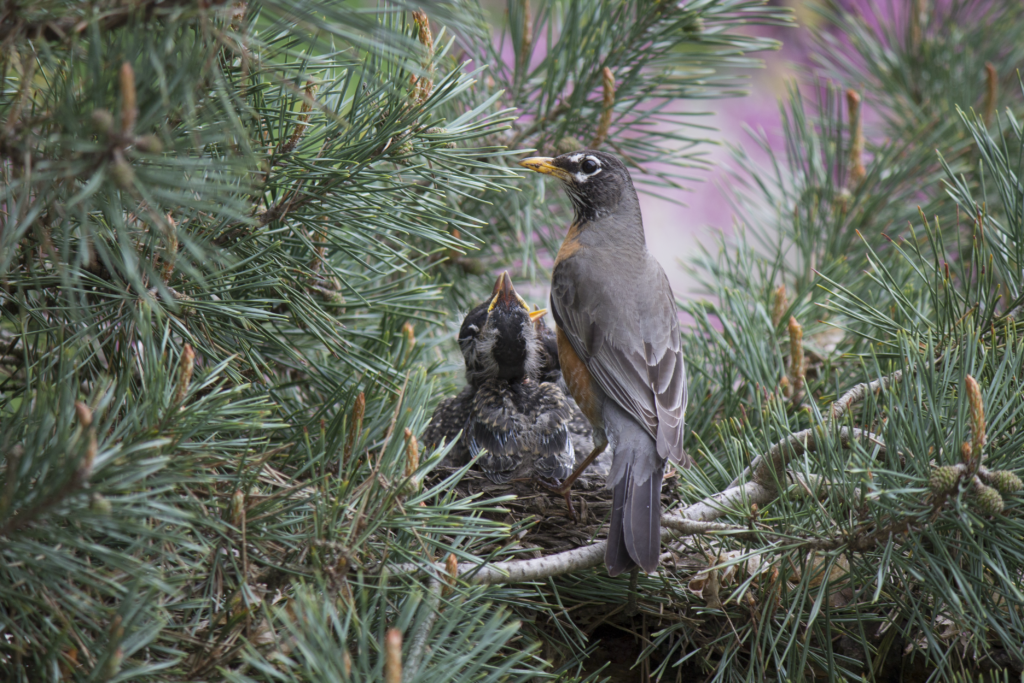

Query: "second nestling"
left=423, top=272, right=610, bottom=486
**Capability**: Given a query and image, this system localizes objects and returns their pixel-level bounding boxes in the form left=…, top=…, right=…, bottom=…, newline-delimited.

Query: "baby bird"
left=424, top=272, right=578, bottom=485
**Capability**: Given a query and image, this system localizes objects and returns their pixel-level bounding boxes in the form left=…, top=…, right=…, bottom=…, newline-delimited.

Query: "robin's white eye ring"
left=580, top=158, right=599, bottom=174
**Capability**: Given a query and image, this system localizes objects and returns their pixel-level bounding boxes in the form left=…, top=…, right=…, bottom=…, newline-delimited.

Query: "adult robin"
left=520, top=149, right=691, bottom=576
left=423, top=272, right=582, bottom=485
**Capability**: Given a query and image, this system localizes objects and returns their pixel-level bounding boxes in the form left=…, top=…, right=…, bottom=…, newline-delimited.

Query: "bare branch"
left=385, top=482, right=772, bottom=585
left=728, top=426, right=885, bottom=490
left=831, top=368, right=905, bottom=421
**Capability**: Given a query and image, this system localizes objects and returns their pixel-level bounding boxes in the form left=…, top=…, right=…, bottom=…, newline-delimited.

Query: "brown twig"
left=590, top=67, right=616, bottom=149
left=518, top=0, right=532, bottom=72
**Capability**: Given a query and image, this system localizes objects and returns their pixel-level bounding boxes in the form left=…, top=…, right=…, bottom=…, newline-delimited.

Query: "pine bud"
left=90, top=493, right=112, bottom=515
left=384, top=628, right=402, bottom=683
left=410, top=10, right=434, bottom=104
left=174, top=343, right=195, bottom=405
left=119, top=62, right=137, bottom=134
left=771, top=284, right=787, bottom=328
left=983, top=62, right=997, bottom=126
left=443, top=552, right=458, bottom=596
left=402, top=428, right=420, bottom=495
left=75, top=401, right=93, bottom=428
left=91, top=109, right=114, bottom=135
left=846, top=89, right=865, bottom=185
left=928, top=465, right=960, bottom=495
left=457, top=257, right=487, bottom=275
left=391, top=138, right=414, bottom=159
left=988, top=470, right=1022, bottom=495
left=834, top=187, right=852, bottom=216
left=135, top=133, right=163, bottom=154
left=160, top=213, right=178, bottom=283
left=974, top=482, right=1004, bottom=516
left=110, top=152, right=135, bottom=190
left=230, top=489, right=245, bottom=527
left=787, top=316, right=805, bottom=401
left=965, top=375, right=985, bottom=461
left=76, top=401, right=98, bottom=482
left=403, top=428, right=419, bottom=478
left=555, top=136, right=585, bottom=155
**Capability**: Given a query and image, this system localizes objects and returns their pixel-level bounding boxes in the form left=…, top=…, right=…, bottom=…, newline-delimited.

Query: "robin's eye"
left=580, top=158, right=599, bottom=174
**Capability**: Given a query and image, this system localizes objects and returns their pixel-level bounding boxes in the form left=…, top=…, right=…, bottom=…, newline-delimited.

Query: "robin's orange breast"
left=554, top=223, right=583, bottom=266
left=556, top=325, right=602, bottom=428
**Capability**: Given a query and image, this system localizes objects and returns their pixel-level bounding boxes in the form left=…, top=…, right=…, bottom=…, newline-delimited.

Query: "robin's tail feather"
left=604, top=402, right=663, bottom=574
left=623, top=459, right=663, bottom=573
left=606, top=462, right=636, bottom=576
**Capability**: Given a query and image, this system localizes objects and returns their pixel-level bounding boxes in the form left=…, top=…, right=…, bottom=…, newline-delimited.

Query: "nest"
left=428, top=467, right=679, bottom=556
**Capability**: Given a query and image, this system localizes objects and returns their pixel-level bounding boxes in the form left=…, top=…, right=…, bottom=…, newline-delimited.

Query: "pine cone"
left=392, top=138, right=415, bottom=158
left=988, top=470, right=1023, bottom=495
left=928, top=465, right=960, bottom=495
left=974, top=483, right=1004, bottom=516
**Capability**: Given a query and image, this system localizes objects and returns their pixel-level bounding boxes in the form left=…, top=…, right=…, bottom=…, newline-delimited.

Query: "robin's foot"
left=539, top=478, right=577, bottom=521
left=540, top=442, right=608, bottom=522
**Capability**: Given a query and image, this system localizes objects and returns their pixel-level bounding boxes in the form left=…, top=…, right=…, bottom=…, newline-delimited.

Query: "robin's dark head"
left=458, top=272, right=548, bottom=385
left=519, top=150, right=637, bottom=224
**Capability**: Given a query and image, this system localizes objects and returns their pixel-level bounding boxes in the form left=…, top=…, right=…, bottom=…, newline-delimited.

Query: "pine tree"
left=2, top=1, right=1022, bottom=682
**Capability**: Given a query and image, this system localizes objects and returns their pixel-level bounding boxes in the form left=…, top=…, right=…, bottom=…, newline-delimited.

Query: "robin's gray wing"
left=423, top=384, right=475, bottom=467
left=550, top=256, right=689, bottom=470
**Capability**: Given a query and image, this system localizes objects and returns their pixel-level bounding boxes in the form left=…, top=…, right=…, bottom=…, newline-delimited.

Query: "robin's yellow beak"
left=529, top=308, right=548, bottom=322
left=488, top=271, right=530, bottom=312
left=520, top=156, right=573, bottom=182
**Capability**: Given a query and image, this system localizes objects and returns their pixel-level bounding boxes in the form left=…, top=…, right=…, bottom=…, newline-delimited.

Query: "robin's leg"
left=542, top=436, right=607, bottom=521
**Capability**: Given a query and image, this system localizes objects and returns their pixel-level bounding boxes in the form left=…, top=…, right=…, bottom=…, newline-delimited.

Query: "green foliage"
left=675, top=2, right=1024, bottom=679
left=11, top=0, right=1023, bottom=680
